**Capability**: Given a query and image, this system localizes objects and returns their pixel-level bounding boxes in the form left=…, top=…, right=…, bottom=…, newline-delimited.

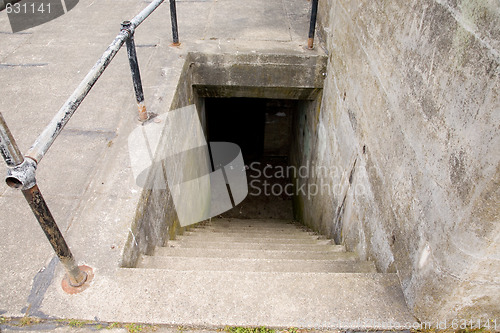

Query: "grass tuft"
left=225, top=326, right=276, bottom=333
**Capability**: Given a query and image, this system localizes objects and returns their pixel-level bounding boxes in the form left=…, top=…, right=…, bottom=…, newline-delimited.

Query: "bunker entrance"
left=205, top=97, right=298, bottom=220
left=121, top=53, right=327, bottom=267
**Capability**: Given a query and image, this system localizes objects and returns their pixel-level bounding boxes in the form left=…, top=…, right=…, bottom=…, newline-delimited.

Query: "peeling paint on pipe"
left=26, top=32, right=128, bottom=163
left=129, top=0, right=165, bottom=30
left=26, top=0, right=165, bottom=163
left=0, top=112, right=89, bottom=290
left=0, top=0, right=166, bottom=293
left=169, top=0, right=180, bottom=46
left=122, top=21, right=148, bottom=122
left=6, top=157, right=37, bottom=190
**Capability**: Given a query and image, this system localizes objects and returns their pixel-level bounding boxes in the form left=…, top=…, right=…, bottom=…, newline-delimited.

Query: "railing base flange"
left=137, top=112, right=159, bottom=124
left=61, top=265, right=94, bottom=294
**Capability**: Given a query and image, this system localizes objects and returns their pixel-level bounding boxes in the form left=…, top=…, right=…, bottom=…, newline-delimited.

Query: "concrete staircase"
left=135, top=218, right=414, bottom=328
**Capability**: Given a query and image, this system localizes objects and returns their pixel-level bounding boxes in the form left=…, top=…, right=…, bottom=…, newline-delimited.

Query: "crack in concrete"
left=0, top=63, right=48, bottom=68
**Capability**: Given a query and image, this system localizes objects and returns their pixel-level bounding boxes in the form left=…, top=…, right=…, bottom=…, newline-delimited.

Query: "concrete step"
left=166, top=240, right=338, bottom=251
left=175, top=235, right=331, bottom=245
left=191, top=227, right=319, bottom=235
left=192, top=227, right=313, bottom=235
left=197, top=224, right=308, bottom=232
left=105, top=269, right=415, bottom=328
left=132, top=218, right=411, bottom=328
left=154, top=247, right=356, bottom=260
left=201, top=218, right=306, bottom=228
left=207, top=218, right=296, bottom=224
left=183, top=230, right=326, bottom=239
left=137, top=256, right=378, bottom=273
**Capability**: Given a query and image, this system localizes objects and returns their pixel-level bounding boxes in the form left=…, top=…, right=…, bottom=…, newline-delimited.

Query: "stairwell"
left=135, top=218, right=415, bottom=328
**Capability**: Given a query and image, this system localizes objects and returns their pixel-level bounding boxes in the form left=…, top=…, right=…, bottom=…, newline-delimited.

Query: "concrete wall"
left=293, top=0, right=499, bottom=322
left=120, top=58, right=196, bottom=268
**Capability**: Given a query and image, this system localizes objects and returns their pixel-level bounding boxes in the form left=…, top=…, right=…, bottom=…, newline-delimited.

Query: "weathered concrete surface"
left=138, top=256, right=377, bottom=273
left=4, top=0, right=492, bottom=326
left=38, top=218, right=414, bottom=329
left=120, top=49, right=327, bottom=267
left=0, top=0, right=169, bottom=317
left=0, top=0, right=339, bottom=328
left=292, top=0, right=500, bottom=322
left=154, top=247, right=356, bottom=260
left=42, top=268, right=413, bottom=328
left=0, top=324, right=339, bottom=333
left=1, top=327, right=127, bottom=333
left=191, top=52, right=326, bottom=100
left=138, top=218, right=377, bottom=274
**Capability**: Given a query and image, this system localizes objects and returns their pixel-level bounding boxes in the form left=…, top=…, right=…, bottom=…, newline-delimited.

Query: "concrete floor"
left=0, top=0, right=331, bottom=328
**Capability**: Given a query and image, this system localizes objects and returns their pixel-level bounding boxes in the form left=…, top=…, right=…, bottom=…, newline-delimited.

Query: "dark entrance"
left=205, top=98, right=298, bottom=219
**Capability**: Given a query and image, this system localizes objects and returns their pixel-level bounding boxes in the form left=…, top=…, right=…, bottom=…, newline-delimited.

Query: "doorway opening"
left=205, top=97, right=298, bottom=220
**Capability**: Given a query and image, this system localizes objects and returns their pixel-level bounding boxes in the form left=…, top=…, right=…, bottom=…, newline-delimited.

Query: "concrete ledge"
left=41, top=270, right=415, bottom=329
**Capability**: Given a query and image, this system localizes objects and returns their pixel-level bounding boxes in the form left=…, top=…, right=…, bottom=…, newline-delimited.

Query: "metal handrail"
left=0, top=0, right=179, bottom=293
left=169, top=0, right=180, bottom=46
left=27, top=0, right=168, bottom=163
left=0, top=0, right=317, bottom=294
left=307, top=0, right=319, bottom=50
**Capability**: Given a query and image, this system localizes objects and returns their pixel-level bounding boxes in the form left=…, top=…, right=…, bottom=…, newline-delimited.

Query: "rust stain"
left=307, top=37, right=314, bottom=49
left=138, top=103, right=148, bottom=122
left=61, top=265, right=94, bottom=294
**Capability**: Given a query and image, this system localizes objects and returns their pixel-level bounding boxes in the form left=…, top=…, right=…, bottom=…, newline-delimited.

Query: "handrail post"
left=0, top=112, right=92, bottom=294
left=307, top=0, right=319, bottom=50
left=121, top=21, right=149, bottom=122
left=169, top=0, right=180, bottom=46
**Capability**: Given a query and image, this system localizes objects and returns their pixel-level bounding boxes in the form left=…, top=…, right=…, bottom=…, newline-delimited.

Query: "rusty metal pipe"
left=0, top=112, right=88, bottom=289
left=307, top=0, right=319, bottom=50
left=26, top=0, right=165, bottom=163
left=169, top=0, right=180, bottom=46
left=22, top=184, right=87, bottom=287
left=122, top=21, right=148, bottom=122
